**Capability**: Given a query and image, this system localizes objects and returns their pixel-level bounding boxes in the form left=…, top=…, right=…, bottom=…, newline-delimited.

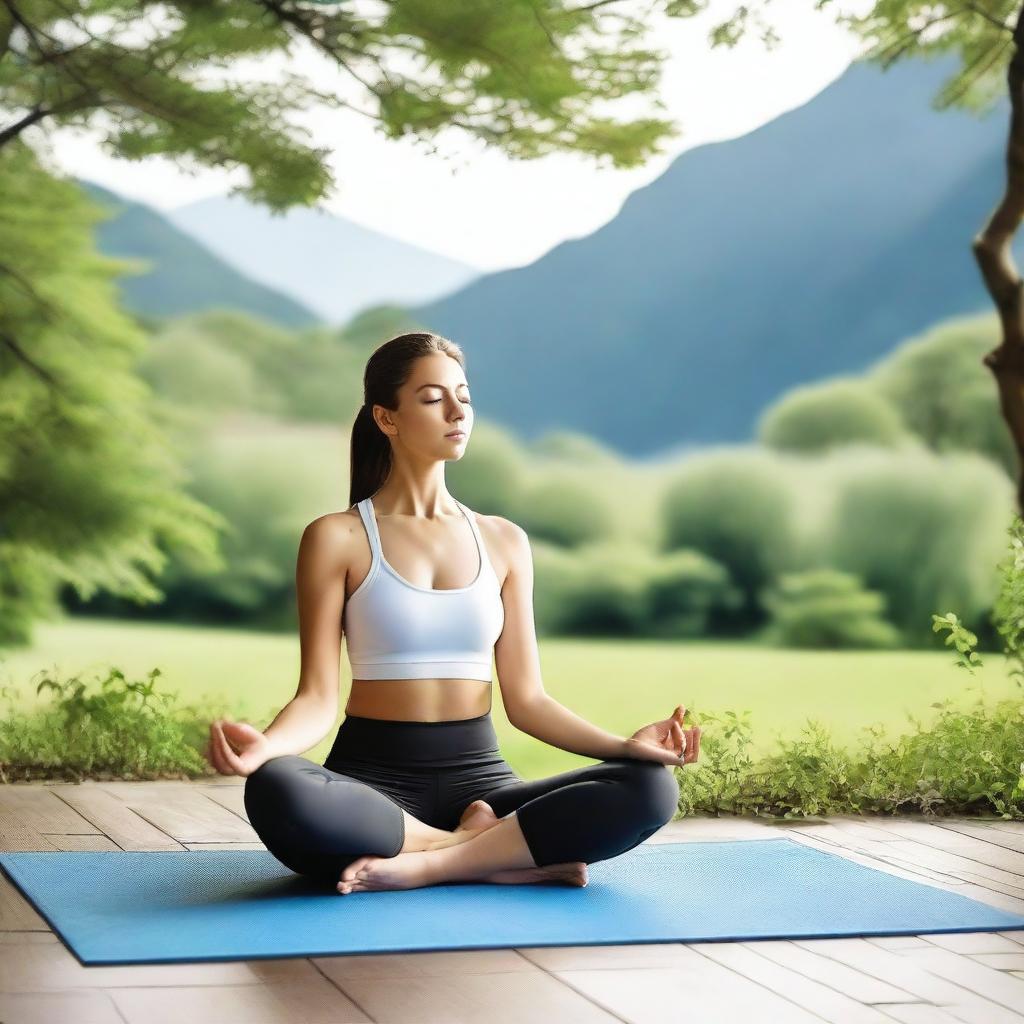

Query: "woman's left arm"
left=490, top=516, right=700, bottom=766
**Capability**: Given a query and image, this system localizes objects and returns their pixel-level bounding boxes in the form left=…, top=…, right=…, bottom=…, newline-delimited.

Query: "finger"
left=670, top=719, right=685, bottom=754
left=215, top=721, right=244, bottom=774
left=686, top=726, right=702, bottom=764
left=214, top=721, right=244, bottom=775
left=207, top=723, right=228, bottom=774
left=206, top=724, right=225, bottom=770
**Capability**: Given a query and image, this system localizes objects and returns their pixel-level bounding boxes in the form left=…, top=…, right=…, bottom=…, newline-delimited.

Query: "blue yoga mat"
left=2, top=837, right=1023, bottom=965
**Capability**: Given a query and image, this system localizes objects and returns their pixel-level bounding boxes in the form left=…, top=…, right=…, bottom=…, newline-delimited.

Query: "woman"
left=206, top=332, right=702, bottom=895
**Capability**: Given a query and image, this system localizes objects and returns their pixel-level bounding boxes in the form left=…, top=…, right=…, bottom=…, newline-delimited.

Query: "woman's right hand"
left=205, top=718, right=273, bottom=778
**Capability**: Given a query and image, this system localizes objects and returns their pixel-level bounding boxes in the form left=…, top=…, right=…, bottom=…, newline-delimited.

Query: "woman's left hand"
left=622, top=704, right=702, bottom=767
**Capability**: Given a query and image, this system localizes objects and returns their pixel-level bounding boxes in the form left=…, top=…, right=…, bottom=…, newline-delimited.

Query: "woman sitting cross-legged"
left=205, top=331, right=702, bottom=894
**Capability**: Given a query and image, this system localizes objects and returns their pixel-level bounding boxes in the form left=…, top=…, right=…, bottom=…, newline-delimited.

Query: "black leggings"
left=243, top=711, right=680, bottom=884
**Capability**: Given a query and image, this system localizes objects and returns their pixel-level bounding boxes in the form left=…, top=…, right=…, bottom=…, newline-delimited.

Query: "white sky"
left=45, top=1, right=872, bottom=271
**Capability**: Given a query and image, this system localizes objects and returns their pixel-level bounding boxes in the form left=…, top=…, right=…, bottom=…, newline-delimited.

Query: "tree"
left=0, top=0, right=692, bottom=197
left=0, top=139, right=226, bottom=645
left=0, top=0, right=694, bottom=643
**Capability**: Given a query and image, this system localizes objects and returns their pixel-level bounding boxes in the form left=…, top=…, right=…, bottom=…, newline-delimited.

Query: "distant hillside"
left=410, top=54, right=1020, bottom=458
left=167, top=195, right=481, bottom=325
left=79, top=182, right=320, bottom=329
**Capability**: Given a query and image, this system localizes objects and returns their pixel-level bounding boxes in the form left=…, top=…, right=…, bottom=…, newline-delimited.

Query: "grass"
left=1, top=616, right=1018, bottom=780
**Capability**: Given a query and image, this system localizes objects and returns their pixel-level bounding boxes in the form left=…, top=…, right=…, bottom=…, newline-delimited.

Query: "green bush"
left=0, top=666, right=237, bottom=782
left=516, top=473, right=616, bottom=548
left=675, top=695, right=1024, bottom=820
left=532, top=540, right=650, bottom=635
left=645, top=549, right=743, bottom=638
left=660, top=448, right=802, bottom=623
left=822, top=448, right=1012, bottom=645
left=757, top=568, right=901, bottom=649
left=758, top=378, right=910, bottom=453
left=532, top=539, right=740, bottom=638
left=868, top=312, right=1015, bottom=478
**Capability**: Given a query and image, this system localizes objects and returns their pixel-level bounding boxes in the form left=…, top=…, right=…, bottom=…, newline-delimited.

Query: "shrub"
left=868, top=312, right=1015, bottom=478
left=645, top=549, right=743, bottom=638
left=533, top=540, right=651, bottom=635
left=532, top=539, right=741, bottom=638
left=758, top=378, right=909, bottom=453
left=822, top=447, right=1012, bottom=645
left=932, top=512, right=1024, bottom=680
left=675, top=695, right=1024, bottom=820
left=757, top=568, right=901, bottom=649
left=516, top=473, right=616, bottom=548
left=0, top=666, right=236, bottom=782
left=660, top=448, right=802, bottom=624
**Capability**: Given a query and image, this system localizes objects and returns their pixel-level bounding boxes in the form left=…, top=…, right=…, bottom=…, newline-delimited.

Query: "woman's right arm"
left=207, top=514, right=352, bottom=775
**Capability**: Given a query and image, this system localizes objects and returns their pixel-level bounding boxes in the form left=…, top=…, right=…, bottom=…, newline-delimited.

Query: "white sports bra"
left=342, top=496, right=505, bottom=681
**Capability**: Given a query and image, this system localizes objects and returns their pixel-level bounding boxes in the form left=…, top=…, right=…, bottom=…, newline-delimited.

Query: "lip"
left=445, top=430, right=466, bottom=439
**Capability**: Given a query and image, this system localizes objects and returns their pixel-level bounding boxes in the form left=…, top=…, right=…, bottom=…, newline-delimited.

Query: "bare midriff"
left=345, top=678, right=492, bottom=722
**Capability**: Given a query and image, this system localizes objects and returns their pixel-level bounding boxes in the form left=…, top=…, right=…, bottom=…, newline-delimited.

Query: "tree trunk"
left=973, top=7, right=1024, bottom=512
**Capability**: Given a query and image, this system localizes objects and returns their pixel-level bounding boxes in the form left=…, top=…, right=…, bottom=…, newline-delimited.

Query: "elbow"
left=507, top=693, right=548, bottom=731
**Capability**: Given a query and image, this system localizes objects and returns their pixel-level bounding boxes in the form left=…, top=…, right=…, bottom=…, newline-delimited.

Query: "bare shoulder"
left=298, top=508, right=363, bottom=563
left=471, top=510, right=530, bottom=585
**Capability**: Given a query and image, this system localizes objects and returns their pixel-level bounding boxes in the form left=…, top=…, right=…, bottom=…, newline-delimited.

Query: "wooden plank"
left=931, top=822, right=1024, bottom=856
left=692, top=939, right=894, bottom=1022
left=552, top=965, right=827, bottom=1023
left=880, top=840, right=1024, bottom=889
left=793, top=936, right=1001, bottom=1004
left=761, top=939, right=1023, bottom=1023
left=44, top=834, right=121, bottom=851
left=896, top=945, right=1024, bottom=1018
left=879, top=1004, right=990, bottom=1023
left=785, top=830, right=967, bottom=885
left=0, top=785, right=101, bottom=835
left=106, top=977, right=373, bottom=1024
left=740, top=939, right=918, bottom=1003
left=852, top=824, right=1024, bottom=877
left=199, top=785, right=248, bottom=822
left=88, top=783, right=256, bottom=844
left=821, top=816, right=907, bottom=843
left=922, top=933, right=1024, bottom=954
left=47, top=784, right=186, bottom=851
left=0, top=791, right=61, bottom=853
left=327, top=969, right=625, bottom=1023
left=0, top=990, right=124, bottom=1023
left=0, top=873, right=49, bottom=931
left=972, top=953, right=1024, bottom=970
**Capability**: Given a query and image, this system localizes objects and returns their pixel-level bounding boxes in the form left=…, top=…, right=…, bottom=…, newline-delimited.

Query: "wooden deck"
left=2, top=778, right=1023, bottom=1023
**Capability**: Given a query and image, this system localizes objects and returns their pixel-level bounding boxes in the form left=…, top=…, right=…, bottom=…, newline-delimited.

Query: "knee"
left=618, top=759, right=680, bottom=826
left=243, top=755, right=311, bottom=822
left=244, top=754, right=305, bottom=797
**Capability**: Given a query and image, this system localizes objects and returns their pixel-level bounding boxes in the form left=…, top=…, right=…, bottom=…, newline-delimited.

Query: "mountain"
left=408, top=55, right=1018, bottom=458
left=78, top=182, right=320, bottom=329
left=166, top=195, right=481, bottom=325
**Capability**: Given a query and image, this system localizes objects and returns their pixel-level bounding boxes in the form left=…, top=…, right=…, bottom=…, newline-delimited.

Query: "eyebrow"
left=415, top=382, right=470, bottom=392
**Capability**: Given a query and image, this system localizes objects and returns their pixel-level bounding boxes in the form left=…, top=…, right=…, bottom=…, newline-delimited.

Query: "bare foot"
left=484, top=862, right=588, bottom=887
left=336, top=852, right=588, bottom=894
left=337, top=851, right=437, bottom=894
left=455, top=799, right=499, bottom=832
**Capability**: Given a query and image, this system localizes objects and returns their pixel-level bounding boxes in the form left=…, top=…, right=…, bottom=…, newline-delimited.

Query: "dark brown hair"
left=349, top=331, right=466, bottom=506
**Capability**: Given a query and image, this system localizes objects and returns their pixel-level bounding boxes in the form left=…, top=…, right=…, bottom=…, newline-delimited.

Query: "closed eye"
left=426, top=398, right=471, bottom=405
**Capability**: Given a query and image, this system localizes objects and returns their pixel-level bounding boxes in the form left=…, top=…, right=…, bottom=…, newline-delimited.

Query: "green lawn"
left=1, top=617, right=1017, bottom=779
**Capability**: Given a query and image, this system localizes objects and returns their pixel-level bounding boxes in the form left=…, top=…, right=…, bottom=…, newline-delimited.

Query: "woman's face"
left=383, top=353, right=473, bottom=459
